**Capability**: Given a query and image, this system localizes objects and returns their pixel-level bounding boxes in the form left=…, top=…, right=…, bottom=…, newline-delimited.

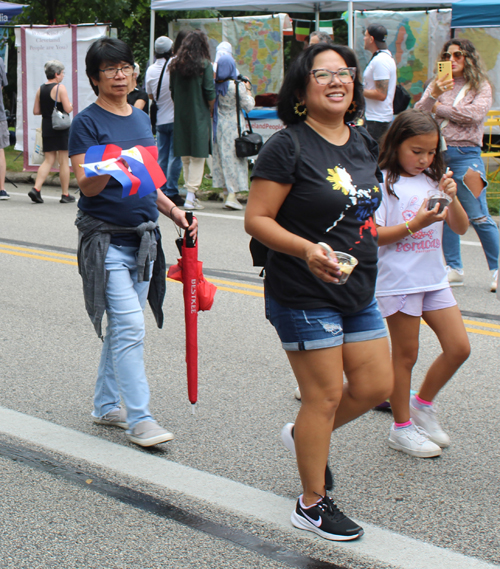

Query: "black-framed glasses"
left=310, top=68, right=356, bottom=85
left=442, top=50, right=466, bottom=61
left=99, top=65, right=134, bottom=79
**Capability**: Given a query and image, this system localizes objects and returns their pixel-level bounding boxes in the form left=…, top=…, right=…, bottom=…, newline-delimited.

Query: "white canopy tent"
left=150, top=0, right=457, bottom=60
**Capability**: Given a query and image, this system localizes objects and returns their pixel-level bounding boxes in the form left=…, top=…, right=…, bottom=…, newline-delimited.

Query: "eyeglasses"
left=310, top=68, right=356, bottom=85
left=442, top=50, right=466, bottom=61
left=99, top=65, right=134, bottom=79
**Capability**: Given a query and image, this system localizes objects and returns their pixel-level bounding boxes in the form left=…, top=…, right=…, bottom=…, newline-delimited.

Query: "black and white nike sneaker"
left=291, top=495, right=363, bottom=541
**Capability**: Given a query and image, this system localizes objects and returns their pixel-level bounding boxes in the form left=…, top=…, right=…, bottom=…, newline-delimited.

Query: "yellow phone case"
left=438, top=61, right=452, bottom=81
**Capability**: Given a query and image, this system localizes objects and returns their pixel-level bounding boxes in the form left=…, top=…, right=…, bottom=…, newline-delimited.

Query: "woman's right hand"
left=304, top=242, right=342, bottom=284
left=431, top=74, right=454, bottom=99
left=411, top=200, right=448, bottom=230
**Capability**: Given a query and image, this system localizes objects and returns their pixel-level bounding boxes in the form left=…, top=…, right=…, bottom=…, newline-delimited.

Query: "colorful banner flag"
left=319, top=20, right=334, bottom=36
left=80, top=144, right=166, bottom=199
left=295, top=20, right=311, bottom=42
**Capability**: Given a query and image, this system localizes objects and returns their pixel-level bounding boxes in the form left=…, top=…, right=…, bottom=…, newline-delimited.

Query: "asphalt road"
left=0, top=184, right=499, bottom=569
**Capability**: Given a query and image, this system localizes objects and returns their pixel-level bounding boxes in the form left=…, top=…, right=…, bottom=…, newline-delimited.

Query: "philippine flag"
left=81, top=144, right=166, bottom=199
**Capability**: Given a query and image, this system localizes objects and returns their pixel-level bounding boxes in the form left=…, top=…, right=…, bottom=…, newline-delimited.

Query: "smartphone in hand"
left=438, top=61, right=452, bottom=81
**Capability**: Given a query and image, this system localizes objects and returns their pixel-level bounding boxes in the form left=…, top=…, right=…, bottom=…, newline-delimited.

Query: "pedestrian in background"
left=362, top=24, right=397, bottom=143
left=146, top=36, right=183, bottom=206
left=29, top=60, right=75, bottom=204
left=0, top=56, right=10, bottom=200
left=212, top=53, right=255, bottom=211
left=416, top=39, right=497, bottom=291
left=376, top=109, right=470, bottom=458
left=169, top=30, right=215, bottom=211
left=127, top=63, right=149, bottom=114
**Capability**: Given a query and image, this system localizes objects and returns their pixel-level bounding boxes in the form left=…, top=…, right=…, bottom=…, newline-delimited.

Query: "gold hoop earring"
left=294, top=102, right=307, bottom=116
left=347, top=101, right=358, bottom=114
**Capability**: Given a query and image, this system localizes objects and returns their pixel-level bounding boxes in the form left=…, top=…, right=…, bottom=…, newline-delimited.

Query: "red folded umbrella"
left=167, top=213, right=216, bottom=412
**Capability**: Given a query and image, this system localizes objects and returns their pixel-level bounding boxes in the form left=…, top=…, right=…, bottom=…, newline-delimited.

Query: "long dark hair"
left=379, top=109, right=445, bottom=198
left=277, top=43, right=364, bottom=126
left=169, top=30, right=210, bottom=78
left=439, top=39, right=490, bottom=92
left=173, top=30, right=188, bottom=55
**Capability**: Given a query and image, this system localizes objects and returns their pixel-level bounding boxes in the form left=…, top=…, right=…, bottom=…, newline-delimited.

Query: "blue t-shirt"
left=69, top=103, right=158, bottom=245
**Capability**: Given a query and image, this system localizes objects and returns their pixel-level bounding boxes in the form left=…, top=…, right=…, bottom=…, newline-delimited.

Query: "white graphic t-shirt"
left=375, top=171, right=449, bottom=296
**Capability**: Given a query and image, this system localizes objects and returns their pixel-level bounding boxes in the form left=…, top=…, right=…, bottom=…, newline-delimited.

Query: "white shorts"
left=376, top=287, right=457, bottom=318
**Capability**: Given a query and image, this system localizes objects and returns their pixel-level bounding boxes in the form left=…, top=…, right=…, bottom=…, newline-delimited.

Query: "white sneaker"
left=446, top=266, right=464, bottom=287
left=294, top=387, right=301, bottom=400
left=223, top=193, right=243, bottom=210
left=388, top=422, right=442, bottom=458
left=410, top=397, right=450, bottom=448
left=281, top=422, right=296, bottom=457
left=490, top=269, right=498, bottom=293
left=183, top=198, right=205, bottom=210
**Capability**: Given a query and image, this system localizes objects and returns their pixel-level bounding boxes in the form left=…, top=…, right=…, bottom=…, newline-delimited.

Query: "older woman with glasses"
left=416, top=39, right=497, bottom=291
left=245, top=43, right=392, bottom=541
left=69, top=38, right=197, bottom=448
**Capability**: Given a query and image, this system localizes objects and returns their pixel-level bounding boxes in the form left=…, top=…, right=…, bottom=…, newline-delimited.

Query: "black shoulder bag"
left=150, top=59, right=168, bottom=135
left=234, top=80, right=263, bottom=158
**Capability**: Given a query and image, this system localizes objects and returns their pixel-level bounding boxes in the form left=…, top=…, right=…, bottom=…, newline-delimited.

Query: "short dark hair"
left=85, top=37, right=134, bottom=96
left=367, top=24, right=388, bottom=48
left=378, top=109, right=445, bottom=198
left=277, top=43, right=364, bottom=126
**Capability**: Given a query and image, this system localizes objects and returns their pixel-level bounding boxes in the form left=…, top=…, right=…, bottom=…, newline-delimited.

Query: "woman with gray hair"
left=29, top=59, right=74, bottom=204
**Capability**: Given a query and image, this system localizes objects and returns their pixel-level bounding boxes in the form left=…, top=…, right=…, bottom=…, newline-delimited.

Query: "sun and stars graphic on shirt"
left=325, top=166, right=380, bottom=243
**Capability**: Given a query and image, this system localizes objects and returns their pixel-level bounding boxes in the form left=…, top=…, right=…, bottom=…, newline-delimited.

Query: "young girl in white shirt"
left=375, top=109, right=470, bottom=458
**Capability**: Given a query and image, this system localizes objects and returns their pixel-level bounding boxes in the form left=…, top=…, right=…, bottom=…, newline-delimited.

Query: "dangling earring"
left=347, top=101, right=358, bottom=114
left=294, top=102, right=307, bottom=116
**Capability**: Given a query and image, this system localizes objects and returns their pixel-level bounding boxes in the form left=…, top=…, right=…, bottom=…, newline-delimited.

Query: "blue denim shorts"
left=265, top=293, right=387, bottom=351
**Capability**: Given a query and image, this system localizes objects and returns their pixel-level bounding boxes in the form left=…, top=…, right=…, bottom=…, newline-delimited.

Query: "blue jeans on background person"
left=156, top=122, right=183, bottom=198
left=442, top=146, right=499, bottom=271
left=92, top=245, right=154, bottom=429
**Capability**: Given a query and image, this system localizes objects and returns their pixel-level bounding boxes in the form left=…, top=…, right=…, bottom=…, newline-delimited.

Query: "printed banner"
left=14, top=25, right=108, bottom=169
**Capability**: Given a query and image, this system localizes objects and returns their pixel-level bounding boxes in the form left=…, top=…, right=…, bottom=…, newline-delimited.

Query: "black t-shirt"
left=127, top=88, right=149, bottom=115
left=252, top=121, right=382, bottom=314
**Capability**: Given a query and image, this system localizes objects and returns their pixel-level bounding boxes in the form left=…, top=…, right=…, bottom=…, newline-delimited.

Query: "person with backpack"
left=245, top=43, right=392, bottom=542
left=362, top=24, right=397, bottom=143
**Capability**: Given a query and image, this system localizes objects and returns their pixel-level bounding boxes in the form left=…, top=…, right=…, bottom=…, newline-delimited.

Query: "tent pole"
left=348, top=1, right=354, bottom=49
left=149, top=8, right=156, bottom=66
left=315, top=4, right=319, bottom=31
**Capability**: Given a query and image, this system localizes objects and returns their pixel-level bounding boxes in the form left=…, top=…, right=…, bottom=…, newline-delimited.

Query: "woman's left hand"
left=439, top=170, right=457, bottom=200
left=172, top=206, right=198, bottom=240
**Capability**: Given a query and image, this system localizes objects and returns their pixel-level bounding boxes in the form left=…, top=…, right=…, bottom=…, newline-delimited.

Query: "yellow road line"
left=0, top=244, right=77, bottom=260
left=464, top=327, right=500, bottom=338
left=2, top=245, right=500, bottom=323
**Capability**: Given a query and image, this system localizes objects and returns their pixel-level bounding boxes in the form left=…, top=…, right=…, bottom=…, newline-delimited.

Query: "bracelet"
left=169, top=205, right=178, bottom=219
left=405, top=220, right=414, bottom=235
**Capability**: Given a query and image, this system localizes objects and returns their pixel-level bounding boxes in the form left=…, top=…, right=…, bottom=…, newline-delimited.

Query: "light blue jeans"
left=92, top=245, right=154, bottom=428
left=156, top=122, right=183, bottom=197
left=443, top=146, right=499, bottom=271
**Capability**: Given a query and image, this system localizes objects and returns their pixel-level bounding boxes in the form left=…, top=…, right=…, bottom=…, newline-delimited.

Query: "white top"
left=375, top=171, right=449, bottom=297
left=145, top=57, right=174, bottom=125
left=363, top=50, right=397, bottom=123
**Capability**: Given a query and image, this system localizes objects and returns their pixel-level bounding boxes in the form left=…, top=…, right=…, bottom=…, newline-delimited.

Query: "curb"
left=6, top=171, right=79, bottom=188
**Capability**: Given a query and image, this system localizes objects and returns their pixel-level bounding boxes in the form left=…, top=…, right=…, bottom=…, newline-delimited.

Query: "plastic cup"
left=427, top=189, right=451, bottom=214
left=333, top=251, right=358, bottom=285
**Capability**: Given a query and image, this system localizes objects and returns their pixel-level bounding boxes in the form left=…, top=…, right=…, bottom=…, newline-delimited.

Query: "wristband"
left=169, top=205, right=178, bottom=219
left=405, top=220, right=413, bottom=235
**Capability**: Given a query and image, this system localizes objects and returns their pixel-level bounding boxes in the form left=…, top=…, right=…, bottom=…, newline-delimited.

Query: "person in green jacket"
left=169, top=30, right=215, bottom=210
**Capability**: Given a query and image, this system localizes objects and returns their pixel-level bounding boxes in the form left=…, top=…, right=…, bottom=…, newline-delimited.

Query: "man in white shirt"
left=363, top=24, right=397, bottom=143
left=145, top=36, right=183, bottom=206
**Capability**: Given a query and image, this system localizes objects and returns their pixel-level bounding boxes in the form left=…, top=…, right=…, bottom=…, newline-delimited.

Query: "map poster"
left=169, top=15, right=285, bottom=95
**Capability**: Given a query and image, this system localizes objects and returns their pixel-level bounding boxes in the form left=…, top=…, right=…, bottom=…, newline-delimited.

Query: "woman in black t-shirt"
left=245, top=43, right=393, bottom=541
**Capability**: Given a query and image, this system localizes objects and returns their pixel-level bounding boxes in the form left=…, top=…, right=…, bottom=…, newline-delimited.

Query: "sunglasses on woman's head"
left=442, top=50, right=466, bottom=61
